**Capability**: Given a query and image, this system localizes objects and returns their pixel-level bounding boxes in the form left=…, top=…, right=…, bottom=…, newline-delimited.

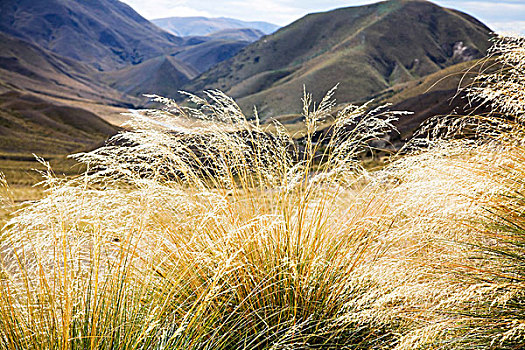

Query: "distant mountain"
left=152, top=16, right=279, bottom=37
left=0, top=0, right=182, bottom=71
left=168, top=29, right=266, bottom=76
left=0, top=1, right=255, bottom=104
left=174, top=39, right=252, bottom=74
left=207, top=28, right=265, bottom=42
left=103, top=42, right=253, bottom=100
left=104, top=55, right=198, bottom=99
left=185, top=0, right=492, bottom=119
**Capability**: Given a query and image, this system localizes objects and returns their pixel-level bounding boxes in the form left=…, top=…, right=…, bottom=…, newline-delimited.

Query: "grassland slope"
left=185, top=0, right=491, bottom=119
left=0, top=32, right=138, bottom=107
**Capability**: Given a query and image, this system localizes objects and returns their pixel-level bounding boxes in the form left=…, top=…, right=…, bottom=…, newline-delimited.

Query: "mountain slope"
left=152, top=17, right=278, bottom=37
left=104, top=55, right=199, bottom=99
left=171, top=29, right=266, bottom=74
left=0, top=91, right=118, bottom=158
left=206, top=28, right=265, bottom=42
left=185, top=0, right=492, bottom=119
left=0, top=32, right=138, bottom=106
left=174, top=40, right=252, bottom=74
left=0, top=0, right=182, bottom=71
left=385, top=57, right=498, bottom=142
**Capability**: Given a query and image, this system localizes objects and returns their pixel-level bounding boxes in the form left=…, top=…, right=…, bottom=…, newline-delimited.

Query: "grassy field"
left=0, top=36, right=524, bottom=349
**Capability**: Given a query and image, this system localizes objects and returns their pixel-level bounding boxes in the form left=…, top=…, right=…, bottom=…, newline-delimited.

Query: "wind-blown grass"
left=1, top=35, right=525, bottom=349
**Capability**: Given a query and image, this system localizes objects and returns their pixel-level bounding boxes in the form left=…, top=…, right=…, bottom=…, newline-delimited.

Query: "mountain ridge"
left=0, top=0, right=183, bottom=71
left=0, top=31, right=138, bottom=106
left=152, top=16, right=279, bottom=37
left=184, top=0, right=492, bottom=119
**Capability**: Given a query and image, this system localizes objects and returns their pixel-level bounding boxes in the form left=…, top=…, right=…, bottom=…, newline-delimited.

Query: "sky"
left=121, top=0, right=525, bottom=35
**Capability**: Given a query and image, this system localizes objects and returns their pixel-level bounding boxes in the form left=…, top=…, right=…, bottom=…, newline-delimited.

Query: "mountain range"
left=0, top=0, right=495, bottom=183
left=185, top=0, right=491, bottom=119
left=152, top=17, right=278, bottom=37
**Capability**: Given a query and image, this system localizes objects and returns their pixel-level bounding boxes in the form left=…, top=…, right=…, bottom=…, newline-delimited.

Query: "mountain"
left=0, top=91, right=118, bottom=158
left=0, top=0, right=183, bottom=71
left=174, top=39, right=252, bottom=75
left=206, top=28, right=265, bottom=42
left=169, top=29, right=266, bottom=75
left=102, top=38, right=255, bottom=100
left=184, top=0, right=492, bottom=119
left=152, top=16, right=279, bottom=37
left=0, top=32, right=137, bottom=106
left=0, top=0, right=256, bottom=109
left=104, top=55, right=199, bottom=98
left=102, top=29, right=267, bottom=99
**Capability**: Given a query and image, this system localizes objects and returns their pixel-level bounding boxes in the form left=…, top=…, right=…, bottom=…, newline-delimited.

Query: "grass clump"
left=0, top=86, right=406, bottom=349
left=1, top=35, right=525, bottom=349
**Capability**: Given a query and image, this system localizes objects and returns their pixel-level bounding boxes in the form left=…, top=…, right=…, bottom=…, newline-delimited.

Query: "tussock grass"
left=1, top=35, right=525, bottom=349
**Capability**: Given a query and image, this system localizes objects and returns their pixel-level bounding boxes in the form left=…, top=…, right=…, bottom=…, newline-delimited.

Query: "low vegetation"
left=1, top=36, right=524, bottom=349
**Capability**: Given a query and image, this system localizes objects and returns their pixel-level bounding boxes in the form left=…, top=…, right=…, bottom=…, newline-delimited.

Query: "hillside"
left=386, top=57, right=498, bottom=142
left=0, top=91, right=118, bottom=158
left=185, top=0, right=492, bottom=119
left=0, top=32, right=138, bottom=107
left=104, top=55, right=199, bottom=99
left=296, top=58, right=497, bottom=150
left=152, top=16, right=278, bottom=37
left=0, top=0, right=182, bottom=71
left=207, top=28, right=265, bottom=42
left=174, top=39, right=252, bottom=74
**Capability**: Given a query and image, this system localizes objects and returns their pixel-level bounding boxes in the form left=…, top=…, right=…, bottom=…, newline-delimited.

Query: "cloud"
left=434, top=1, right=525, bottom=21
left=121, top=0, right=374, bottom=24
left=488, top=21, right=525, bottom=35
left=122, top=1, right=212, bottom=19
left=433, top=1, right=525, bottom=34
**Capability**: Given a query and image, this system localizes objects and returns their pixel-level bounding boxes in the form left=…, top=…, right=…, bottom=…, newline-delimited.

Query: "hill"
left=104, top=55, right=199, bottom=99
left=0, top=91, right=120, bottom=185
left=173, top=39, right=252, bottom=74
left=207, top=28, right=265, bottom=42
left=102, top=30, right=265, bottom=99
left=168, top=29, right=266, bottom=75
left=0, top=32, right=138, bottom=107
left=0, top=0, right=182, bottom=71
left=184, top=0, right=492, bottom=120
left=152, top=16, right=278, bottom=37
left=0, top=91, right=118, bottom=158
left=295, top=57, right=498, bottom=152
left=386, top=57, right=497, bottom=142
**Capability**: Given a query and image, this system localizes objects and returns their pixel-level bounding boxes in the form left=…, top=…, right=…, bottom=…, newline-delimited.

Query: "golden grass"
left=0, top=35, right=524, bottom=349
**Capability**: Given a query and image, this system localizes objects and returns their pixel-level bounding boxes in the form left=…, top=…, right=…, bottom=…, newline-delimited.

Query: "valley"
left=0, top=0, right=494, bottom=191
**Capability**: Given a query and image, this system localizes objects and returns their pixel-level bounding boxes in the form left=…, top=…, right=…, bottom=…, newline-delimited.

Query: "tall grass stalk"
left=0, top=87, right=407, bottom=349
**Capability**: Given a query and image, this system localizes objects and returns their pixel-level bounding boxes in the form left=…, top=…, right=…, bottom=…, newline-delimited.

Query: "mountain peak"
left=0, top=0, right=182, bottom=70
left=184, top=0, right=492, bottom=119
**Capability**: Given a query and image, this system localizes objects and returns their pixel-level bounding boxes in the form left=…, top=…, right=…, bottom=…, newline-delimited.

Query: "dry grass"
left=0, top=35, right=524, bottom=349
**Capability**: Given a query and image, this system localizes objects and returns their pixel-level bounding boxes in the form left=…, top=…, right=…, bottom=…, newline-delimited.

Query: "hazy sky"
left=121, top=0, right=525, bottom=34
